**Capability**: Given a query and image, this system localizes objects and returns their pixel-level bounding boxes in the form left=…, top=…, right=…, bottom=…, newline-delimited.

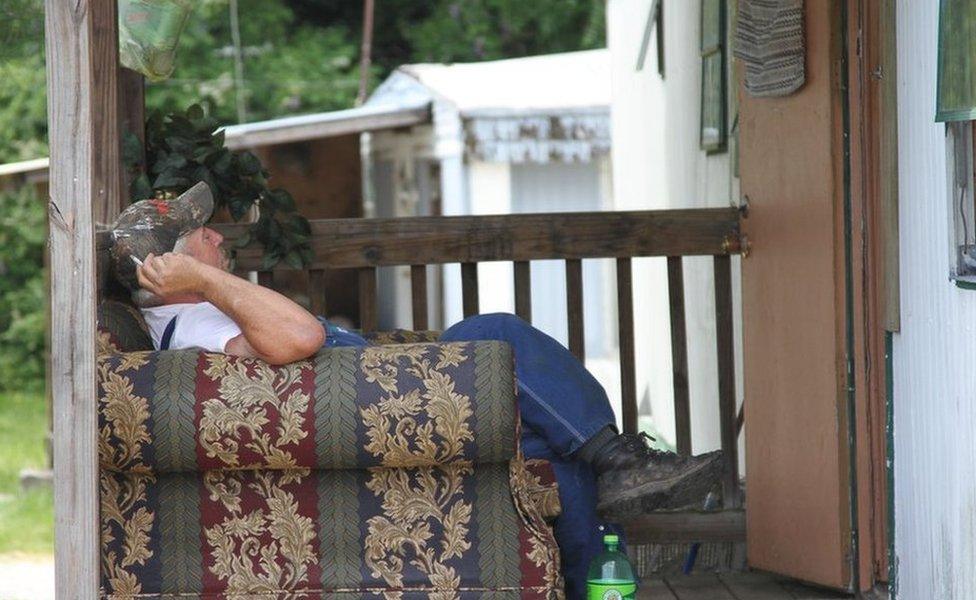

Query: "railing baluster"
left=514, top=261, right=532, bottom=323
left=617, top=258, right=637, bottom=434
left=411, top=264, right=429, bottom=330
left=668, top=256, right=691, bottom=456
left=714, top=255, right=740, bottom=508
left=359, top=267, right=377, bottom=333
left=461, top=262, right=479, bottom=317
left=309, top=268, right=327, bottom=316
left=566, top=259, right=585, bottom=361
left=257, top=271, right=273, bottom=289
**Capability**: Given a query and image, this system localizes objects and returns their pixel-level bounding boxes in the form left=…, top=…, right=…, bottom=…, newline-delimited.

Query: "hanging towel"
left=734, top=0, right=806, bottom=97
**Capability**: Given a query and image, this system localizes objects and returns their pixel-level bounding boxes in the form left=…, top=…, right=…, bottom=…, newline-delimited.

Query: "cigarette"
left=130, top=255, right=144, bottom=267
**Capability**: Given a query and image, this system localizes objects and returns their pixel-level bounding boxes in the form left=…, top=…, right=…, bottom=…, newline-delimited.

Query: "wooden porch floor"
left=639, top=572, right=852, bottom=600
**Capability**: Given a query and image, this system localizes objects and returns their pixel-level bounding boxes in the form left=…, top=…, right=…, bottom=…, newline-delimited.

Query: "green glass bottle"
left=586, top=534, right=637, bottom=600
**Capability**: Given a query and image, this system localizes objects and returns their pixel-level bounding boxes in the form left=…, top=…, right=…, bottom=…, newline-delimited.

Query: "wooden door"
left=739, top=1, right=857, bottom=590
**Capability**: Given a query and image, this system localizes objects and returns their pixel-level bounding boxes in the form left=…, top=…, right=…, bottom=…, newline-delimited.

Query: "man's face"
left=178, top=227, right=230, bottom=271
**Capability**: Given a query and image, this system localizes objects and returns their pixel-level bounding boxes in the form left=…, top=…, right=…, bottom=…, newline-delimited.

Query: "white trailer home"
left=362, top=50, right=627, bottom=421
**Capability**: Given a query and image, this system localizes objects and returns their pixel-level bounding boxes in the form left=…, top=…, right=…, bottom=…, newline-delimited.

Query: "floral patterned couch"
left=97, top=301, right=562, bottom=599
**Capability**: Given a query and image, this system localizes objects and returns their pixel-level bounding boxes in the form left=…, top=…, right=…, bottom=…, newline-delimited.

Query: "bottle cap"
left=604, top=534, right=619, bottom=545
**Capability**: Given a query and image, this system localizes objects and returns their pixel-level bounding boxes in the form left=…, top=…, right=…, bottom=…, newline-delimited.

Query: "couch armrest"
left=524, top=458, right=562, bottom=520
left=99, top=341, right=519, bottom=474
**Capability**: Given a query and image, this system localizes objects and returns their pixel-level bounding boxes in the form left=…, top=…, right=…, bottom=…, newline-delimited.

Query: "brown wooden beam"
left=221, top=208, right=742, bottom=270
left=358, top=267, right=377, bottom=332
left=668, top=256, right=692, bottom=455
left=623, top=509, right=746, bottom=544
left=45, top=0, right=119, bottom=595
left=461, top=262, right=479, bottom=317
left=118, top=67, right=145, bottom=198
left=308, top=268, right=327, bottom=316
left=714, top=255, right=740, bottom=508
left=90, top=0, right=123, bottom=226
left=514, top=260, right=533, bottom=323
left=410, top=265, right=429, bottom=330
left=617, top=258, right=637, bottom=434
left=566, top=259, right=585, bottom=361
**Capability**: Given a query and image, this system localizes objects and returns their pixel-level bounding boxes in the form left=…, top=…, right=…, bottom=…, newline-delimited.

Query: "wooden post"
left=44, top=0, right=122, bottom=595
left=565, top=259, right=585, bottom=361
left=118, top=67, right=145, bottom=197
left=617, top=258, right=637, bottom=434
left=90, top=0, right=123, bottom=226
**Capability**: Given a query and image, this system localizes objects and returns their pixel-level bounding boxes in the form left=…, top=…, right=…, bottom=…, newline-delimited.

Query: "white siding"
left=608, top=0, right=744, bottom=454
left=894, top=1, right=976, bottom=598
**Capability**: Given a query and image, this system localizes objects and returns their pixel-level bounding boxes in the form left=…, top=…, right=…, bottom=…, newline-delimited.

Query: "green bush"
left=0, top=186, right=46, bottom=392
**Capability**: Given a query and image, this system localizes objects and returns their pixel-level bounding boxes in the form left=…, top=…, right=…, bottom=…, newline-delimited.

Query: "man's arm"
left=137, top=252, right=325, bottom=364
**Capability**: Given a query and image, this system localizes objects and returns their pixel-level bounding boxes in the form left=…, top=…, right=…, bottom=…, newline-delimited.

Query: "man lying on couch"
left=110, top=182, right=722, bottom=599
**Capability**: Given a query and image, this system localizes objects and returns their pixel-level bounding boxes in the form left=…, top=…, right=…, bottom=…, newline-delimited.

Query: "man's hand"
left=136, top=252, right=211, bottom=299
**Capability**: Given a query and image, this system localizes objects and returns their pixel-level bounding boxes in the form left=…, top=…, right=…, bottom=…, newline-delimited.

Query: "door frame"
left=845, top=0, right=898, bottom=589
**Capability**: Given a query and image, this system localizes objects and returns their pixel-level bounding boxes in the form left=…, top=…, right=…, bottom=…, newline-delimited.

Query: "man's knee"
left=466, top=312, right=527, bottom=330
left=442, top=312, right=530, bottom=341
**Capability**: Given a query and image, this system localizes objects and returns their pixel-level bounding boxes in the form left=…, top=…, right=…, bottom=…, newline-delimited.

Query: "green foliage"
left=0, top=392, right=53, bottom=556
left=144, top=0, right=363, bottom=124
left=0, top=187, right=46, bottom=393
left=0, top=0, right=47, bottom=164
left=0, top=0, right=605, bottom=164
left=0, top=0, right=44, bottom=60
left=0, top=54, right=48, bottom=164
left=286, top=0, right=606, bottom=71
left=399, top=0, right=606, bottom=64
left=129, top=103, right=313, bottom=269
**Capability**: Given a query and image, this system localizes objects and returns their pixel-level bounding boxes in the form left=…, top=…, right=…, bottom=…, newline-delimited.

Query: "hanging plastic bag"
left=118, top=0, right=196, bottom=82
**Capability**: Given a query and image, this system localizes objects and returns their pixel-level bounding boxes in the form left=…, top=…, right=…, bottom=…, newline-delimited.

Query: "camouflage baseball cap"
left=110, top=182, right=215, bottom=292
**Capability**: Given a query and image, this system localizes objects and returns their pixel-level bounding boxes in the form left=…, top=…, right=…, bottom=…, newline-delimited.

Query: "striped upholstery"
left=97, top=340, right=562, bottom=599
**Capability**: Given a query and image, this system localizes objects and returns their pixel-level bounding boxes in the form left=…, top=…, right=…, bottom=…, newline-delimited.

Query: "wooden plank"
left=90, top=0, right=122, bottom=225
left=668, top=256, right=692, bottom=455
left=514, top=260, right=532, bottom=322
left=359, top=267, right=377, bottom=333
left=257, top=271, right=274, bottom=289
left=879, top=0, right=899, bottom=332
left=665, top=574, right=737, bottom=600
left=308, top=268, right=326, bottom=316
left=461, top=262, right=479, bottom=317
left=410, top=264, right=428, bottom=330
left=623, top=509, right=746, bottom=544
left=118, top=67, right=144, bottom=198
left=714, top=255, right=740, bottom=508
left=777, top=579, right=851, bottom=599
left=639, top=578, right=678, bottom=600
left=44, top=0, right=117, bottom=595
left=718, top=572, right=793, bottom=600
left=617, top=258, right=637, bottom=434
left=221, top=208, right=743, bottom=270
left=565, top=259, right=585, bottom=361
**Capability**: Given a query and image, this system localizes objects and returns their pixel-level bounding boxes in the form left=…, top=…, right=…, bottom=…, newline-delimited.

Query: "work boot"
left=592, top=434, right=724, bottom=519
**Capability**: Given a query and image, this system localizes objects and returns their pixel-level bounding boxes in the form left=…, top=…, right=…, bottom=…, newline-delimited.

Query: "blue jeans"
left=320, top=313, right=620, bottom=599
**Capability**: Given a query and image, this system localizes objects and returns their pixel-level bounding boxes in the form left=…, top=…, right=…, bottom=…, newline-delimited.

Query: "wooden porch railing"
left=219, top=207, right=746, bottom=543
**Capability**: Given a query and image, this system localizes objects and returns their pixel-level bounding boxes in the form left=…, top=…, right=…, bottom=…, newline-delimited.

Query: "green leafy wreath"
left=123, top=103, right=312, bottom=270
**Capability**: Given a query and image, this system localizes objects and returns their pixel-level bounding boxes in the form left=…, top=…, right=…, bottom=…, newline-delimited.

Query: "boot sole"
left=596, top=452, right=725, bottom=520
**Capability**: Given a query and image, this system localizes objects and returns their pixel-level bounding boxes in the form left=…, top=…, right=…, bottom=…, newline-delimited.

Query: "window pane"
left=701, top=0, right=723, bottom=52
left=937, top=0, right=976, bottom=122
left=701, top=52, right=726, bottom=151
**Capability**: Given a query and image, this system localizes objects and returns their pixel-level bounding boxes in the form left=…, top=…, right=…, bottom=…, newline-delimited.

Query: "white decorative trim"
left=465, top=111, right=611, bottom=164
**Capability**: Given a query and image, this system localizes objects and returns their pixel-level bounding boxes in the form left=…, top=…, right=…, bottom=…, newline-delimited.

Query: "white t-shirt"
left=141, top=302, right=242, bottom=352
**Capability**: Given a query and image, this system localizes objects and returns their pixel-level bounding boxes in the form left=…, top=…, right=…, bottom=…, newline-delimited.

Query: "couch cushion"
left=98, top=300, right=153, bottom=353
left=100, top=463, right=563, bottom=598
left=363, top=329, right=442, bottom=345
left=99, top=341, right=519, bottom=473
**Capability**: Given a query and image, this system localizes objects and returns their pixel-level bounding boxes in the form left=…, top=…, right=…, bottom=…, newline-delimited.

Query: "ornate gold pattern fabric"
left=97, top=336, right=562, bottom=599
